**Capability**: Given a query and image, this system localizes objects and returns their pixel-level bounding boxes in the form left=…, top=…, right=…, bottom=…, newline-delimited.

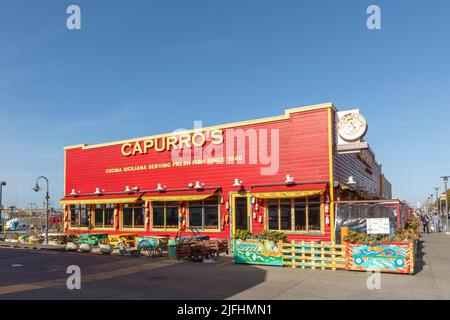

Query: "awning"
left=249, top=183, right=328, bottom=199
left=142, top=188, right=219, bottom=202
left=60, top=193, right=141, bottom=205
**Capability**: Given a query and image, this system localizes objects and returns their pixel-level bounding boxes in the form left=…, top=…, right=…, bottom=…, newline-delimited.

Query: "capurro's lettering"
left=121, top=129, right=223, bottom=156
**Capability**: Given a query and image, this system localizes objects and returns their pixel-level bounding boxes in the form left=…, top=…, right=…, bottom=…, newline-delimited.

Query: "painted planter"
left=66, top=242, right=79, bottom=251
left=79, top=243, right=92, bottom=252
left=99, top=244, right=113, bottom=254
left=347, top=242, right=414, bottom=274
left=233, top=239, right=283, bottom=266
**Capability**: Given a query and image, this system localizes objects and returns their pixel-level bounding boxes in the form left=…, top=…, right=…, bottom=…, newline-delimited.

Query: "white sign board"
left=366, top=218, right=390, bottom=235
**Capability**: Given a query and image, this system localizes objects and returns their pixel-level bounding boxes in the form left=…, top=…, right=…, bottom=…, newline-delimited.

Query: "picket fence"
left=281, top=241, right=347, bottom=270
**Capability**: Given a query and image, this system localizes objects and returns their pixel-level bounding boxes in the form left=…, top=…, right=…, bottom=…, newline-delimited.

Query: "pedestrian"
left=421, top=214, right=430, bottom=234
left=433, top=212, right=441, bottom=233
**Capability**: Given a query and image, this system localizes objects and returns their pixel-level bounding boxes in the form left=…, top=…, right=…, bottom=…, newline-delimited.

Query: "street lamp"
left=430, top=194, right=434, bottom=214
left=440, top=176, right=449, bottom=234
left=33, top=176, right=49, bottom=244
left=435, top=187, right=440, bottom=215
left=0, top=181, right=6, bottom=240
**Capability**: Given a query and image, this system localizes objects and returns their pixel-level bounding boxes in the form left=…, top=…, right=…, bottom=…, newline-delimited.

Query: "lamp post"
left=440, top=176, right=449, bottom=234
left=430, top=194, right=434, bottom=214
left=33, top=176, right=49, bottom=244
left=0, top=181, right=6, bottom=240
left=434, top=187, right=440, bottom=215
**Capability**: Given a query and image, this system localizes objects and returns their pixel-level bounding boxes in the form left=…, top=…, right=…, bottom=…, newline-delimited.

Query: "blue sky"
left=0, top=0, right=449, bottom=209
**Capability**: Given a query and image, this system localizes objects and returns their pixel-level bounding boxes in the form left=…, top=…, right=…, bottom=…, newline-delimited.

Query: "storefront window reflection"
left=94, top=204, right=114, bottom=228
left=122, top=203, right=144, bottom=229
left=267, top=196, right=322, bottom=232
left=69, top=204, right=90, bottom=228
left=188, top=196, right=219, bottom=230
left=152, top=201, right=179, bottom=229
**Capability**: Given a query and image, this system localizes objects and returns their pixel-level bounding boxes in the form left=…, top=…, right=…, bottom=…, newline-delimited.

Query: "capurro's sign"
left=121, top=129, right=223, bottom=156
left=120, top=126, right=280, bottom=175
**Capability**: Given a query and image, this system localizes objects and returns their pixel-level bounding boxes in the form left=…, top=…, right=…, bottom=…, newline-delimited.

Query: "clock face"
left=338, top=113, right=368, bottom=141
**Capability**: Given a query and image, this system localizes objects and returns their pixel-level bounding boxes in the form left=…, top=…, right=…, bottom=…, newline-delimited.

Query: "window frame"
left=93, top=203, right=115, bottom=230
left=265, top=196, right=323, bottom=234
left=150, top=201, right=180, bottom=231
left=121, top=202, right=146, bottom=230
left=69, top=204, right=90, bottom=229
left=187, top=196, right=220, bottom=231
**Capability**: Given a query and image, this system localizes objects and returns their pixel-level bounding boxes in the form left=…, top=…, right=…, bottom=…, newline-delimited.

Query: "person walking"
left=422, top=214, right=430, bottom=234
left=433, top=212, right=441, bottom=233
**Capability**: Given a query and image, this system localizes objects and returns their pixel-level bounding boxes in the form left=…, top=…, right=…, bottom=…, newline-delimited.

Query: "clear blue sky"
left=1, top=0, right=449, bottom=209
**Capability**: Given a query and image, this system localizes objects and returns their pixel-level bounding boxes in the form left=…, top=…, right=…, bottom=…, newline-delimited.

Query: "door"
left=233, top=196, right=250, bottom=233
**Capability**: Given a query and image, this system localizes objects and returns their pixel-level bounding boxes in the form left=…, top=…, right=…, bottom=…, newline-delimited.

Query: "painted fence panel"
left=346, top=242, right=414, bottom=274
left=233, top=239, right=283, bottom=266
left=281, top=241, right=347, bottom=270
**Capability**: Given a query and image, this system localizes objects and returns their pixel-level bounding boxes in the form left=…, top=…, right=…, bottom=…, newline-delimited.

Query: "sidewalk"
left=228, top=232, right=450, bottom=299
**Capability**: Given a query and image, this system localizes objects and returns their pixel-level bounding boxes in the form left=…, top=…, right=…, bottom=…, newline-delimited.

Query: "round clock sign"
left=337, top=112, right=368, bottom=141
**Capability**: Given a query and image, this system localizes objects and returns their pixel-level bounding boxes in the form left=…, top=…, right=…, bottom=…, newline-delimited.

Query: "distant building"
left=380, top=174, right=392, bottom=199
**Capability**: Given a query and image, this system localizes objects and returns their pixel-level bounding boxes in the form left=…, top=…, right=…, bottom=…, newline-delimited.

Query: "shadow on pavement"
left=414, top=239, right=426, bottom=274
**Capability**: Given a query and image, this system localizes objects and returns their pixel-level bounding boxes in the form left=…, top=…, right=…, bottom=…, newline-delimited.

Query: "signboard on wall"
left=366, top=218, right=390, bottom=234
left=336, top=109, right=369, bottom=154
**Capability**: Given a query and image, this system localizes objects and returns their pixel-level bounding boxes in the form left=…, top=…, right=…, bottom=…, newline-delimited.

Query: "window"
left=69, top=204, right=90, bottom=228
left=188, top=196, right=219, bottom=230
left=122, top=203, right=144, bottom=229
left=267, top=196, right=322, bottom=232
left=94, top=204, right=114, bottom=228
left=152, top=202, right=179, bottom=229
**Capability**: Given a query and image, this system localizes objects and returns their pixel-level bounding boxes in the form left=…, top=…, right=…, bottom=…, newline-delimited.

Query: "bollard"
left=341, top=226, right=349, bottom=245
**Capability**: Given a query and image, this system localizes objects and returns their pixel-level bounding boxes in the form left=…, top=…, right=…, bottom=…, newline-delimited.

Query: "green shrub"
left=234, top=229, right=253, bottom=241
left=233, top=229, right=287, bottom=243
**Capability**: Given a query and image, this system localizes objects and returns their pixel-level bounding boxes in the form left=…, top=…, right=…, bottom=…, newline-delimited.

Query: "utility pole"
left=440, top=176, right=449, bottom=234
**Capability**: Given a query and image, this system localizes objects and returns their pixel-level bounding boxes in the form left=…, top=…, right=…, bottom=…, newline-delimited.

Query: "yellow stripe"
left=60, top=198, right=139, bottom=205
left=327, top=108, right=335, bottom=242
left=249, top=190, right=324, bottom=199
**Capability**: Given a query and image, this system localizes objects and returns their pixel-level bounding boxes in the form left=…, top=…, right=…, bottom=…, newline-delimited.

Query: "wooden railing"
left=281, top=241, right=347, bottom=270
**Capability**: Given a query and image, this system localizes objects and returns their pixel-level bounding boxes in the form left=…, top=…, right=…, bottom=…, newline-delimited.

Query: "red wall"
left=64, top=107, right=332, bottom=241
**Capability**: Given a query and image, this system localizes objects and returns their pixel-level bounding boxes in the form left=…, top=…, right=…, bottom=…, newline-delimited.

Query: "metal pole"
left=33, top=176, right=49, bottom=244
left=0, top=183, right=3, bottom=240
left=444, top=177, right=449, bottom=234
left=435, top=187, right=440, bottom=215
left=46, top=181, right=49, bottom=244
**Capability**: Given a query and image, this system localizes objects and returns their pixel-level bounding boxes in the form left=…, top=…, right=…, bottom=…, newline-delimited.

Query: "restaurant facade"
left=61, top=102, right=389, bottom=242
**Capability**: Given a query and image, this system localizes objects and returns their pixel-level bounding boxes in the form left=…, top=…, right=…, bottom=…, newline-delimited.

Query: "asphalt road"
left=0, top=233, right=449, bottom=300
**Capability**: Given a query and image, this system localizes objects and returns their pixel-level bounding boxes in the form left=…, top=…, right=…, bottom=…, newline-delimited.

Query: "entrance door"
left=233, top=196, right=250, bottom=232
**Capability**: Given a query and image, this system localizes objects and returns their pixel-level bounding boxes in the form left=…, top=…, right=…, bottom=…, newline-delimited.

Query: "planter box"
left=233, top=239, right=283, bottom=266
left=347, top=242, right=414, bottom=274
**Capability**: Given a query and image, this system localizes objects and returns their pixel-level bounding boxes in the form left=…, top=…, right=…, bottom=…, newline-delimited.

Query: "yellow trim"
left=231, top=193, right=252, bottom=236
left=64, top=148, right=67, bottom=196
left=142, top=194, right=213, bottom=202
left=250, top=190, right=324, bottom=199
left=64, top=103, right=335, bottom=150
left=60, top=198, right=139, bottom=205
left=327, top=108, right=335, bottom=242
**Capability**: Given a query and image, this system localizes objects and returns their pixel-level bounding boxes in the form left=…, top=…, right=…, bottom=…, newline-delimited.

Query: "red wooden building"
left=61, top=102, right=388, bottom=242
